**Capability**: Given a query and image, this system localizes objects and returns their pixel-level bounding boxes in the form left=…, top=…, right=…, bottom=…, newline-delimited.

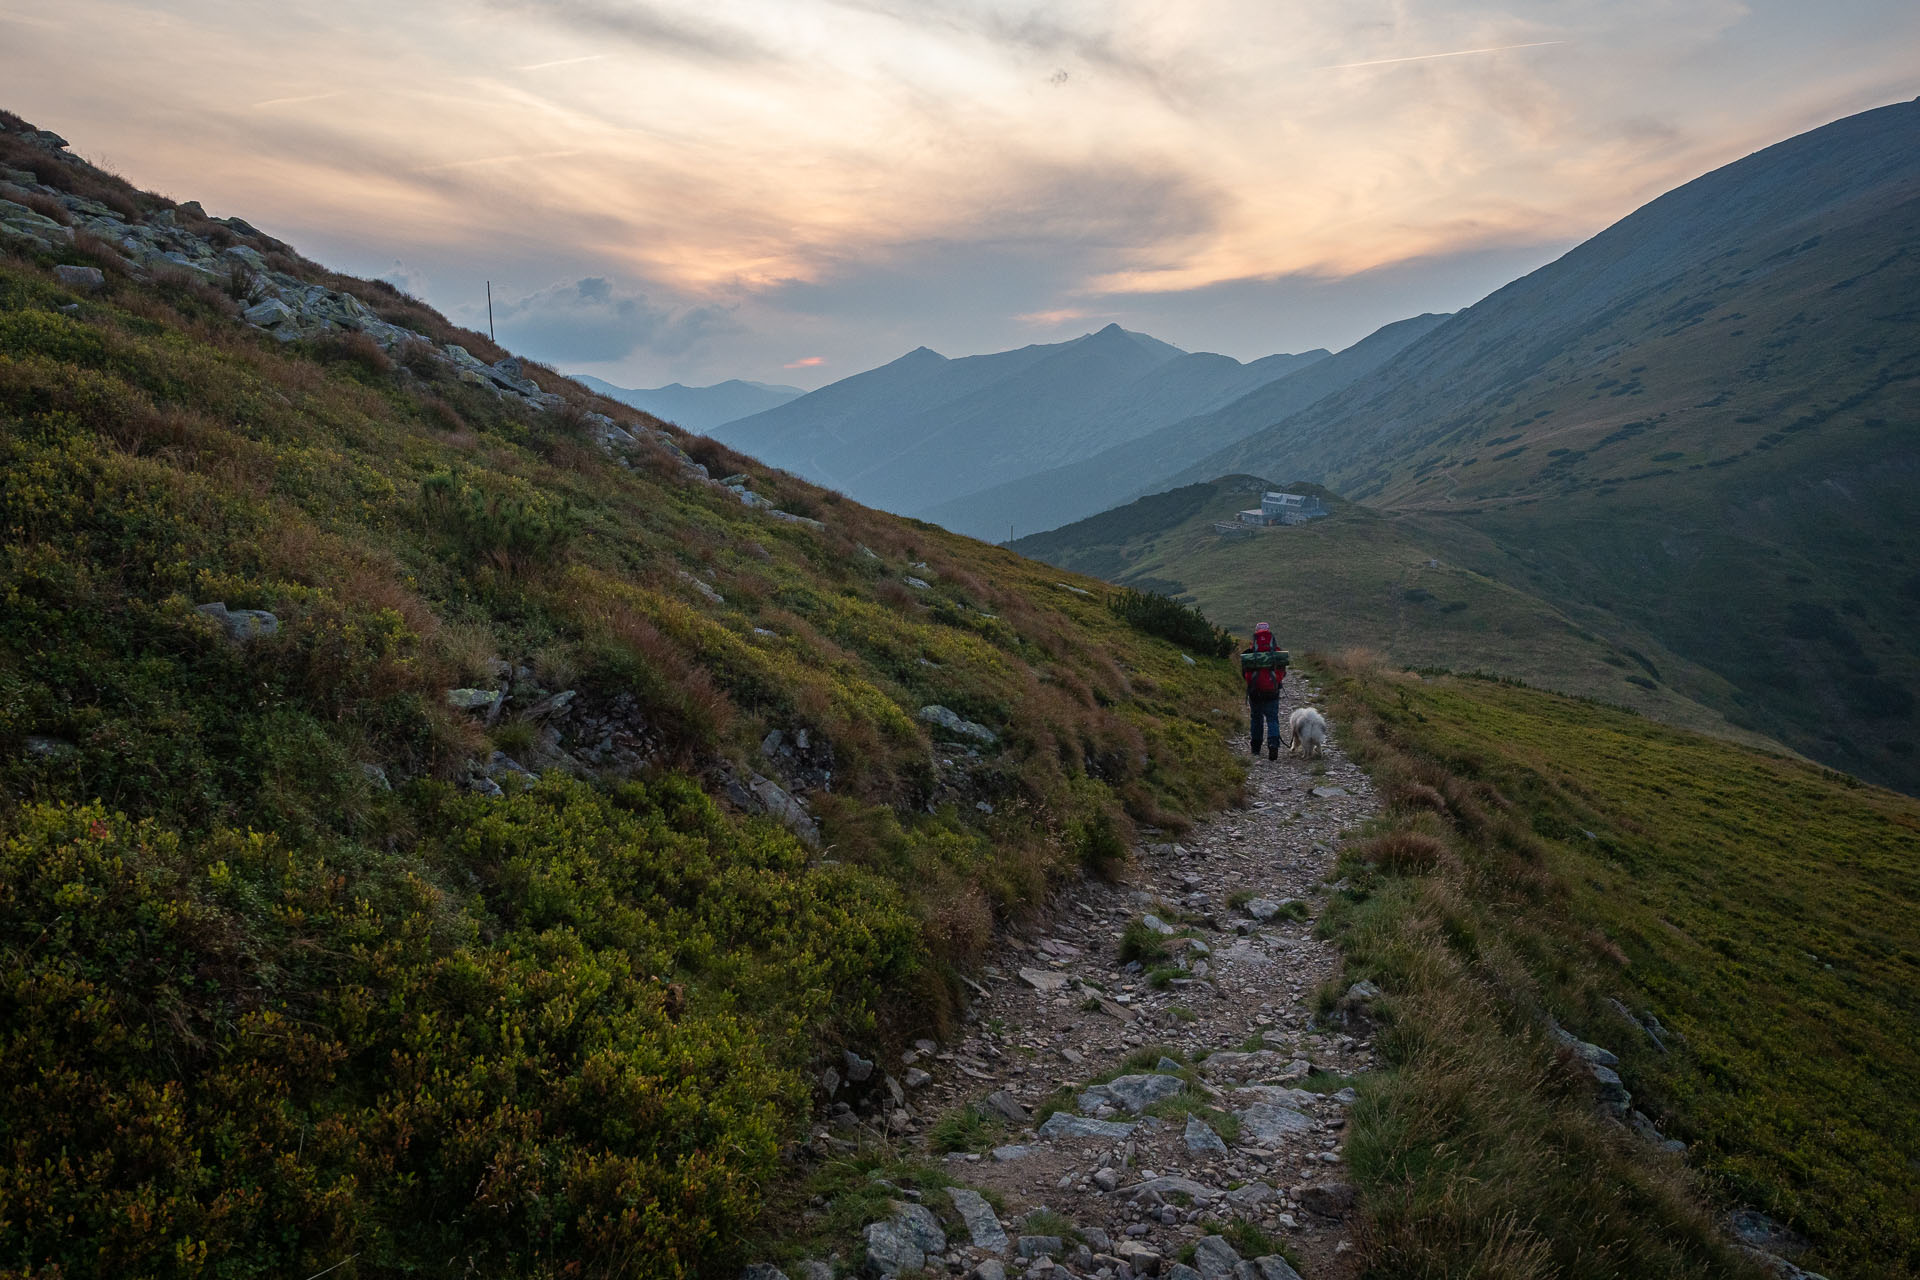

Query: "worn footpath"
left=788, top=673, right=1385, bottom=1280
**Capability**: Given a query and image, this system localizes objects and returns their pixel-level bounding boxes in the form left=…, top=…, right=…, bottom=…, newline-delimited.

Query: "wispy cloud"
left=1320, top=41, right=1567, bottom=71
left=517, top=54, right=606, bottom=71
left=1016, top=307, right=1090, bottom=326
left=250, top=91, right=348, bottom=109
left=783, top=356, right=826, bottom=368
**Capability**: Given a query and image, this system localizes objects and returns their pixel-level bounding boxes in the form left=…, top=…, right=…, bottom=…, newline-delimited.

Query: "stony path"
left=855, top=674, right=1382, bottom=1280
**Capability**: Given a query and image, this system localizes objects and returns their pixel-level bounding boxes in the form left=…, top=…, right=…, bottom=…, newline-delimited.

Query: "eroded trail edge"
left=850, top=675, right=1382, bottom=1279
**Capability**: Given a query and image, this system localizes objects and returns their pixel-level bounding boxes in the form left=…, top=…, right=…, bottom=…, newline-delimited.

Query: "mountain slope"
left=713, top=324, right=1321, bottom=515
left=567, top=372, right=802, bottom=431
left=923, top=312, right=1447, bottom=540
left=1009, top=476, right=1766, bottom=742
left=1177, top=98, right=1920, bottom=792
left=0, top=111, right=1243, bottom=1277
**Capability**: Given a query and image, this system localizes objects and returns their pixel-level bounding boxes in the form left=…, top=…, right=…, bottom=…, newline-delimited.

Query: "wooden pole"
left=486, top=281, right=494, bottom=343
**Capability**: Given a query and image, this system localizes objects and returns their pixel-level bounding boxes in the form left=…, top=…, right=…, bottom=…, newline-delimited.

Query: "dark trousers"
left=1249, top=694, right=1281, bottom=752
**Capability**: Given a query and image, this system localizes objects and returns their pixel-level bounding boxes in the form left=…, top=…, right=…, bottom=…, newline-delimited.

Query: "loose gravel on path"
left=876, top=673, right=1382, bottom=1279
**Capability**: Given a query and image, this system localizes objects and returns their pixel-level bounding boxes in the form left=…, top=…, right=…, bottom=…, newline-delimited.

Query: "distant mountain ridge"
left=922, top=311, right=1449, bottom=540
left=710, top=324, right=1325, bottom=516
left=568, top=374, right=802, bottom=432
left=1120, top=98, right=1920, bottom=794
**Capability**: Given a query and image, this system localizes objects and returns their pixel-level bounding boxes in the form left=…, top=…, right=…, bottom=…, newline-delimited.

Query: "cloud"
left=783, top=356, right=826, bottom=368
left=490, top=0, right=770, bottom=63
left=493, top=277, right=741, bottom=364
left=379, top=260, right=430, bottom=298
left=1016, top=307, right=1091, bottom=326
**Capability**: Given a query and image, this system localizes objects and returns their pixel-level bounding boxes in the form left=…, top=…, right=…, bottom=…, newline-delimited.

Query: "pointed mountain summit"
left=713, top=325, right=1320, bottom=515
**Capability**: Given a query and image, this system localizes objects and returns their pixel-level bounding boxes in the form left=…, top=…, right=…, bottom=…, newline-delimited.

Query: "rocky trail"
left=782, top=676, right=1385, bottom=1280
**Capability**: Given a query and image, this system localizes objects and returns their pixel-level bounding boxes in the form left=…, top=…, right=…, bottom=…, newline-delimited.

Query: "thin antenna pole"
left=486, top=281, right=495, bottom=343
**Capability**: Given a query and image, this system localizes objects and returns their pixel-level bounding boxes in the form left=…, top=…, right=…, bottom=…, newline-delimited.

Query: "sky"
left=3, top=1, right=1916, bottom=389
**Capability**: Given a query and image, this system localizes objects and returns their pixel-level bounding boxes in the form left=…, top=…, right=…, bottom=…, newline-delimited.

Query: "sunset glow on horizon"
left=6, top=0, right=1915, bottom=387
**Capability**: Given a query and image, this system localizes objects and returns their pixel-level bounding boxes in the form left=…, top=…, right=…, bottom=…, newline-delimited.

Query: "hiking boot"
left=1268, top=743, right=1279, bottom=761
left=1250, top=740, right=1262, bottom=756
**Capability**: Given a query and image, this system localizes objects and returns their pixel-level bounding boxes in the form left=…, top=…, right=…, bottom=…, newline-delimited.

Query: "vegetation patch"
left=1107, top=586, right=1237, bottom=658
left=1318, top=656, right=1920, bottom=1279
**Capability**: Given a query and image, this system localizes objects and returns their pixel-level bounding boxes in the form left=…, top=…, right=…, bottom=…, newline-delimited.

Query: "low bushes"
left=0, top=777, right=920, bottom=1278
left=1106, top=587, right=1237, bottom=658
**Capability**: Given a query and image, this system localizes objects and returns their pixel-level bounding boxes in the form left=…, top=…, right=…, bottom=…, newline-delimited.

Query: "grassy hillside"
left=1180, top=99, right=1920, bottom=793
left=1011, top=477, right=1770, bottom=745
left=1316, top=657, right=1920, bottom=1279
left=0, top=114, right=1241, bottom=1277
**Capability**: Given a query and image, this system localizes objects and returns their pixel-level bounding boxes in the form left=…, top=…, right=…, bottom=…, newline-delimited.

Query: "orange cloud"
left=783, top=356, right=825, bottom=368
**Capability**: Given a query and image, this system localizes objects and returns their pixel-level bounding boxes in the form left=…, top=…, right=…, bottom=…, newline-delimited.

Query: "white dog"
left=1287, top=707, right=1328, bottom=757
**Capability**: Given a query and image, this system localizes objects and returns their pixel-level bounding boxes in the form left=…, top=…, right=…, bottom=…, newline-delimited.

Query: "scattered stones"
left=970, top=1262, right=1007, bottom=1280
left=990, top=1144, right=1035, bottom=1162
left=843, top=1050, right=875, bottom=1083
left=1310, top=785, right=1348, bottom=798
left=740, top=1265, right=788, bottom=1280
left=1016, top=1235, right=1063, bottom=1258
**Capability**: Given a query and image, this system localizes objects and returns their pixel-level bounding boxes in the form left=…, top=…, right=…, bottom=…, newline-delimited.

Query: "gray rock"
left=1038, top=1112, right=1137, bottom=1140
left=1185, top=1114, right=1228, bottom=1154
left=793, top=1264, right=833, bottom=1280
left=243, top=296, right=295, bottom=327
left=970, top=1262, right=1007, bottom=1280
left=1017, top=1236, right=1063, bottom=1258
left=1081, top=1073, right=1184, bottom=1114
left=1191, top=1235, right=1242, bottom=1280
left=990, top=1144, right=1034, bottom=1162
left=905, top=1067, right=932, bottom=1088
left=1165, top=1267, right=1203, bottom=1280
left=904, top=575, right=931, bottom=590
left=446, top=687, right=501, bottom=711
left=981, top=1090, right=1030, bottom=1125
left=1548, top=1023, right=1619, bottom=1067
left=1225, top=1181, right=1276, bottom=1210
left=1126, top=1175, right=1220, bottom=1202
left=1310, top=785, right=1348, bottom=797
left=1019, top=967, right=1069, bottom=993
left=863, top=1217, right=924, bottom=1275
left=948, top=1186, right=1009, bottom=1253
left=359, top=761, right=392, bottom=791
left=52, top=264, right=104, bottom=290
left=917, top=704, right=997, bottom=744
left=1296, top=1181, right=1357, bottom=1218
left=1234, top=1103, right=1313, bottom=1145
left=1346, top=979, right=1383, bottom=1002
left=1242, top=898, right=1282, bottom=921
left=844, top=1049, right=875, bottom=1083
left=890, top=1200, right=947, bottom=1252
left=1727, top=1209, right=1810, bottom=1257
left=740, top=1267, right=789, bottom=1280
left=1155, top=1056, right=1185, bottom=1074
left=1589, top=1064, right=1631, bottom=1116
left=195, top=601, right=280, bottom=643
left=1243, top=1258, right=1304, bottom=1280
left=1092, top=1166, right=1120, bottom=1192
left=747, top=772, right=821, bottom=847
left=1142, top=913, right=1177, bottom=935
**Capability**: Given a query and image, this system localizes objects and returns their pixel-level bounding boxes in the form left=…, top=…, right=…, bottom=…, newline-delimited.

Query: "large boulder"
left=947, top=1186, right=1009, bottom=1254
left=1234, top=1102, right=1313, bottom=1145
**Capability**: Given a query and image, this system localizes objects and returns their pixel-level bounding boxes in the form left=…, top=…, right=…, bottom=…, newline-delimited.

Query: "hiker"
left=1242, top=622, right=1286, bottom=759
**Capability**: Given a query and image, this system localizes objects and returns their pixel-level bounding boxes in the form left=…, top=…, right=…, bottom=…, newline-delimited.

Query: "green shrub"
left=1118, top=918, right=1170, bottom=964
left=417, top=467, right=577, bottom=572
left=1106, top=587, right=1236, bottom=658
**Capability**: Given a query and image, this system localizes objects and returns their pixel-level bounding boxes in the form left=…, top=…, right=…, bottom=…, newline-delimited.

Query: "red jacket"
left=1243, top=628, right=1284, bottom=697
